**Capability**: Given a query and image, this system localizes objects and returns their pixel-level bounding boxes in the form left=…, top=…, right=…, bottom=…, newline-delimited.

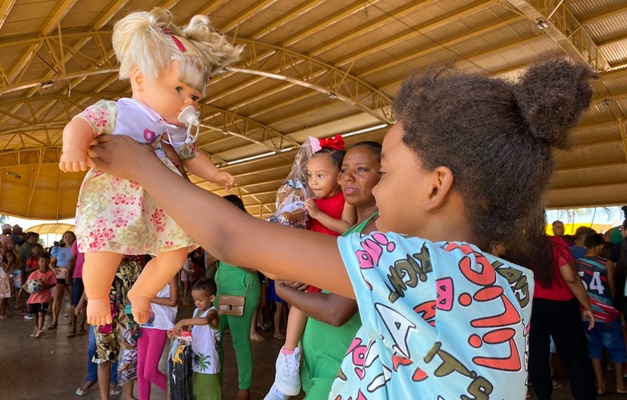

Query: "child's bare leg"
left=32, top=313, right=39, bottom=336
left=284, top=307, right=307, bottom=351
left=0, top=298, right=6, bottom=314
left=84, top=252, right=124, bottom=325
left=616, top=362, right=626, bottom=392
left=127, top=248, right=187, bottom=324
left=123, top=381, right=137, bottom=400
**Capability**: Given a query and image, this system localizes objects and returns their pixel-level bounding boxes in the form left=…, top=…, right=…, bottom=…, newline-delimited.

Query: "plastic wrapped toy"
left=265, top=137, right=319, bottom=229
left=168, top=329, right=194, bottom=400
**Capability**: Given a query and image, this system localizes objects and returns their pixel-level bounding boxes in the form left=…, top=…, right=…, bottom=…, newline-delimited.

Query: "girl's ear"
left=130, top=68, right=145, bottom=92
left=209, top=294, right=216, bottom=303
left=424, top=166, right=454, bottom=212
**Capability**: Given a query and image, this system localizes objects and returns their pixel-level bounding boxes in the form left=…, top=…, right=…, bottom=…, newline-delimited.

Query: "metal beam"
left=504, top=0, right=611, bottom=72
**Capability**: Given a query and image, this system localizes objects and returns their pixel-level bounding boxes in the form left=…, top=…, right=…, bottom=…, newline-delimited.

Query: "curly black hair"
left=393, top=57, right=596, bottom=248
left=192, top=277, right=217, bottom=297
left=311, top=148, right=345, bottom=170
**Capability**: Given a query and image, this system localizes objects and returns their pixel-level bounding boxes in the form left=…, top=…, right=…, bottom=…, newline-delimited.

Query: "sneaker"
left=264, top=383, right=290, bottom=400
left=274, top=347, right=301, bottom=396
left=24, top=313, right=34, bottom=320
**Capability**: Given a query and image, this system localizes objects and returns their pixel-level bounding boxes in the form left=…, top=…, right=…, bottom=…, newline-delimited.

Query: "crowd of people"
left=1, top=21, right=622, bottom=399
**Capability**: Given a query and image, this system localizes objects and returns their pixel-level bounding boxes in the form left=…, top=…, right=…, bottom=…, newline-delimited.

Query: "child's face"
left=136, top=60, right=203, bottom=126
left=38, top=257, right=50, bottom=271
left=373, top=123, right=431, bottom=236
left=191, top=289, right=214, bottom=311
left=31, top=246, right=41, bottom=257
left=307, top=155, right=340, bottom=199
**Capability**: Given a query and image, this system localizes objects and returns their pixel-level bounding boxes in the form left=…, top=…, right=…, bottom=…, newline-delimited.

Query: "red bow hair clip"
left=318, top=135, right=344, bottom=151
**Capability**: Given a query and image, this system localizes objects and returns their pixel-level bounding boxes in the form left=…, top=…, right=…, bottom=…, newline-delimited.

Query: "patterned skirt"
left=75, top=156, right=196, bottom=255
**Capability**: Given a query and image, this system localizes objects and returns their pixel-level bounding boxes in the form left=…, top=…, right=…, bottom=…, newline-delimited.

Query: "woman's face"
left=339, top=146, right=381, bottom=209
left=63, top=232, right=75, bottom=245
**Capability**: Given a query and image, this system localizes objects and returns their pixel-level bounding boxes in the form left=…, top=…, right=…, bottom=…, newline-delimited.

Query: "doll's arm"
left=304, top=199, right=355, bottom=234
left=183, top=153, right=235, bottom=189
left=59, top=118, right=96, bottom=172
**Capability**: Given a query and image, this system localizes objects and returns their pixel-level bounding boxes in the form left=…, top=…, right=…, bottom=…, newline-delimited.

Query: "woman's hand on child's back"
left=304, top=199, right=321, bottom=219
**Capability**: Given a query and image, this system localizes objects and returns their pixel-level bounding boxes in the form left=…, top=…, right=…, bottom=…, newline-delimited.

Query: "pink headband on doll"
left=163, top=28, right=186, bottom=52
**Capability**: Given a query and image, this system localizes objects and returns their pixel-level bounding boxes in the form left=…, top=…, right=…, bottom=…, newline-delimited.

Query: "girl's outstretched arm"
left=88, top=135, right=354, bottom=299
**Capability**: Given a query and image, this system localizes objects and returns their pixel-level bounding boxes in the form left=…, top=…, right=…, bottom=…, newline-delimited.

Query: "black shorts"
left=56, top=278, right=67, bottom=286
left=72, top=278, right=84, bottom=306
left=27, top=303, right=50, bottom=314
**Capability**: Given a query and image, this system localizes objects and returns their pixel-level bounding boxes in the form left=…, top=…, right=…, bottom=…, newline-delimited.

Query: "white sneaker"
left=264, top=383, right=290, bottom=400
left=274, top=347, right=301, bottom=396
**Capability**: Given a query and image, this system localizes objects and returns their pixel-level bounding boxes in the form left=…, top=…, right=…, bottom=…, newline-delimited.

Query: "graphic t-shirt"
left=331, top=233, right=534, bottom=400
left=575, top=255, right=619, bottom=322
left=191, top=307, right=221, bottom=374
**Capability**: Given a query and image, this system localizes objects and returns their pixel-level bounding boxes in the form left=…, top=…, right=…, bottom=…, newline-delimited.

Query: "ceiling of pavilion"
left=0, top=0, right=626, bottom=221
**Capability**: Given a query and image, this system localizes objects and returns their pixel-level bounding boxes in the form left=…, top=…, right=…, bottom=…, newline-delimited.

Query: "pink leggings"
left=137, top=327, right=168, bottom=400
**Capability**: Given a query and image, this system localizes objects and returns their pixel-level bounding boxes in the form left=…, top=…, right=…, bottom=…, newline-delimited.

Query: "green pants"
left=193, top=372, right=221, bottom=400
left=214, top=262, right=260, bottom=390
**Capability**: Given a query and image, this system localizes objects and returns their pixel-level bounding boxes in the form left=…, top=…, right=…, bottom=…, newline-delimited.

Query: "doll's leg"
left=128, top=248, right=187, bottom=324
left=84, top=252, right=124, bottom=326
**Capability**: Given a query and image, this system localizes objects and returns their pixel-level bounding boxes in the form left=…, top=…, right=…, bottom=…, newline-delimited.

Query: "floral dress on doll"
left=74, top=98, right=198, bottom=255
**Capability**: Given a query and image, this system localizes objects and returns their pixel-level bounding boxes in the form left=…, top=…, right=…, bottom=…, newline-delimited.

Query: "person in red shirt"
left=23, top=253, right=56, bottom=338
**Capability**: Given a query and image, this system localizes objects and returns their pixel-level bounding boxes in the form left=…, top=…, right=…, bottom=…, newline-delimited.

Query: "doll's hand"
left=59, top=149, right=91, bottom=172
left=213, top=171, right=235, bottom=189
left=88, top=135, right=157, bottom=180
left=304, top=199, right=320, bottom=219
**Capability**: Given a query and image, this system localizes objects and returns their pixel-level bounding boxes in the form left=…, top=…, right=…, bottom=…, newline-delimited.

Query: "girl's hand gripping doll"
left=58, top=8, right=243, bottom=325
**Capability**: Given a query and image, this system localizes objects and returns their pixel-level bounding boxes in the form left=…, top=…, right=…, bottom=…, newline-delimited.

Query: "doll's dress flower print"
left=73, top=99, right=197, bottom=255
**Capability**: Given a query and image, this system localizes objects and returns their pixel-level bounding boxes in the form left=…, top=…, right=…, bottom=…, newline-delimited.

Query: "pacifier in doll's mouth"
left=178, top=105, right=200, bottom=144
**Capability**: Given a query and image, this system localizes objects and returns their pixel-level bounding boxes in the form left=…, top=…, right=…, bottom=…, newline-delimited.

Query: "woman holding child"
left=271, top=141, right=381, bottom=400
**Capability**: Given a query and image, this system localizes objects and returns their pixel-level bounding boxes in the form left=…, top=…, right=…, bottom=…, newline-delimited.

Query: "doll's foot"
left=128, top=292, right=151, bottom=324
left=86, top=296, right=112, bottom=326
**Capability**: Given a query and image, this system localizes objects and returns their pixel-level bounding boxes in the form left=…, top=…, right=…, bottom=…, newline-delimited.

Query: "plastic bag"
left=266, top=138, right=316, bottom=229
left=168, top=330, right=194, bottom=400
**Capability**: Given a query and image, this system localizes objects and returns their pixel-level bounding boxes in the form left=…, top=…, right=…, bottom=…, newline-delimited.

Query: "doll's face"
left=133, top=60, right=203, bottom=126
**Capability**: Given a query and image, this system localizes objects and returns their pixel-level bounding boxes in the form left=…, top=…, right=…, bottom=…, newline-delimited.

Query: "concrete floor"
left=0, top=300, right=292, bottom=400
left=0, top=298, right=624, bottom=399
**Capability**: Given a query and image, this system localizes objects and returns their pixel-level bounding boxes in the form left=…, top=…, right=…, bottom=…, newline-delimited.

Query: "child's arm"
left=59, top=118, right=96, bottom=172
left=183, top=153, right=235, bottom=189
left=171, top=309, right=219, bottom=335
left=304, top=199, right=356, bottom=234
left=150, top=278, right=178, bottom=307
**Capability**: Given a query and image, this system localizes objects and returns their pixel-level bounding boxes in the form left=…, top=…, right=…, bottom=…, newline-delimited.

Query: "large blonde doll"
left=59, top=8, right=242, bottom=325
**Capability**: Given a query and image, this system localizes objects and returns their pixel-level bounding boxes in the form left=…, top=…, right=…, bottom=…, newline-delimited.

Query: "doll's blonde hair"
left=112, top=7, right=242, bottom=96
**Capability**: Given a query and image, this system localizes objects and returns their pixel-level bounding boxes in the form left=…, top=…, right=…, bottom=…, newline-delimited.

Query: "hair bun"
left=514, top=57, right=596, bottom=149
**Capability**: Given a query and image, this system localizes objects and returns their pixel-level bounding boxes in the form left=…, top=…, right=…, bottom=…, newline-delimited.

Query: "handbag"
left=217, top=272, right=251, bottom=317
